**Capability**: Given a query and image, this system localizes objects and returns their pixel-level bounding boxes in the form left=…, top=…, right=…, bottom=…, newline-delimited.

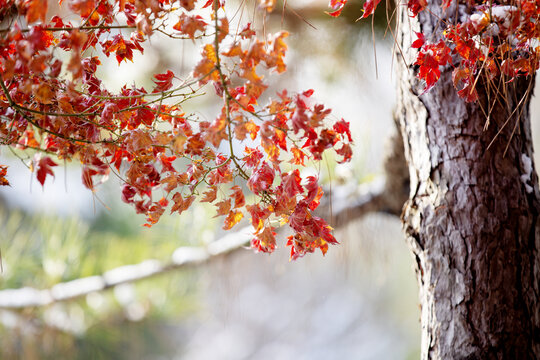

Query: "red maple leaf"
left=243, top=147, right=263, bottom=168
left=333, top=119, right=353, bottom=142
left=247, top=162, right=275, bottom=194
left=231, top=185, right=246, bottom=208
left=415, top=41, right=452, bottom=92
left=361, top=0, right=381, bottom=18
left=246, top=204, right=271, bottom=232
left=81, top=166, right=97, bottom=190
left=36, top=156, right=57, bottom=187
left=153, top=70, right=175, bottom=93
left=280, top=169, right=304, bottom=198
left=411, top=32, right=425, bottom=49
left=251, top=226, right=276, bottom=253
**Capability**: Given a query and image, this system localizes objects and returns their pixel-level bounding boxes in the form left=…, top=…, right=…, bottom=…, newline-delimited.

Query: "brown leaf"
left=170, top=193, right=195, bottom=214
left=214, top=198, right=231, bottom=217
left=201, top=186, right=218, bottom=203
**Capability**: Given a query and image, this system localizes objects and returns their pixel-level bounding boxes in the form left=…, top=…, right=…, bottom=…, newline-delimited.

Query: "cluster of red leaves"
left=332, top=0, right=540, bottom=102
left=325, top=0, right=381, bottom=18
left=0, top=0, right=353, bottom=260
left=0, top=164, right=8, bottom=186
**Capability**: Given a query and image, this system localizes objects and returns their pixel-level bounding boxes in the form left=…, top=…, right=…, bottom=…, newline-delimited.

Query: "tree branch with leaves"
left=0, top=0, right=353, bottom=260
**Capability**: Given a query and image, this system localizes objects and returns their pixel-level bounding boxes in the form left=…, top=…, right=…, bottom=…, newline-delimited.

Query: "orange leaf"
left=0, top=165, right=10, bottom=186
left=217, top=17, right=229, bottom=43
left=235, top=119, right=259, bottom=140
left=33, top=83, right=55, bottom=104
left=172, top=133, right=188, bottom=153
left=221, top=42, right=244, bottom=57
left=223, top=210, right=244, bottom=230
left=124, top=130, right=153, bottom=153
left=179, top=0, right=196, bottom=10
left=173, top=14, right=207, bottom=40
left=145, top=204, right=165, bottom=227
left=193, top=44, right=219, bottom=84
left=259, top=0, right=276, bottom=12
left=245, top=120, right=260, bottom=140
left=26, top=0, right=48, bottom=23
left=161, top=174, right=180, bottom=193
left=290, top=147, right=305, bottom=165
left=253, top=226, right=276, bottom=252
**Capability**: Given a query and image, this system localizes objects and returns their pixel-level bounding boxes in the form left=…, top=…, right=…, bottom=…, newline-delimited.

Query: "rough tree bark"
left=396, top=2, right=540, bottom=359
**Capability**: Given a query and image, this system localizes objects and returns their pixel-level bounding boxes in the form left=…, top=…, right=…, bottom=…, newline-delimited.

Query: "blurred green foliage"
left=0, top=202, right=214, bottom=359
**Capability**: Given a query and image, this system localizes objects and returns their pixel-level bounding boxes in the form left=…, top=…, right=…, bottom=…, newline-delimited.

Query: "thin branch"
left=0, top=227, right=254, bottom=309
left=317, top=177, right=388, bottom=229
left=0, top=25, right=136, bottom=33
left=0, top=75, right=115, bottom=145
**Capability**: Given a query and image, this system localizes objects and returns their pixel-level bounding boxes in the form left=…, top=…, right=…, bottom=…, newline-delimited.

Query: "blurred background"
left=0, top=0, right=498, bottom=358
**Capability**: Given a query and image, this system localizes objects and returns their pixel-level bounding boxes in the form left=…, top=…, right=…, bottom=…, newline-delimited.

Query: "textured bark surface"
left=396, top=3, right=540, bottom=359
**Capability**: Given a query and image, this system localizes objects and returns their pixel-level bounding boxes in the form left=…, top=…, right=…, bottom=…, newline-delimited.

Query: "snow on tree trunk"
left=396, top=2, right=540, bottom=358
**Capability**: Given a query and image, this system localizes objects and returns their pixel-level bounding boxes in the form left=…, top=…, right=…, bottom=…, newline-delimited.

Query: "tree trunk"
left=396, top=2, right=540, bottom=359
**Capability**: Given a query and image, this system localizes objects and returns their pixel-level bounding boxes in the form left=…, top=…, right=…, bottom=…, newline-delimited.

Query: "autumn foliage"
left=331, top=0, right=539, bottom=101
left=0, top=0, right=353, bottom=259
left=2, top=0, right=537, bottom=260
